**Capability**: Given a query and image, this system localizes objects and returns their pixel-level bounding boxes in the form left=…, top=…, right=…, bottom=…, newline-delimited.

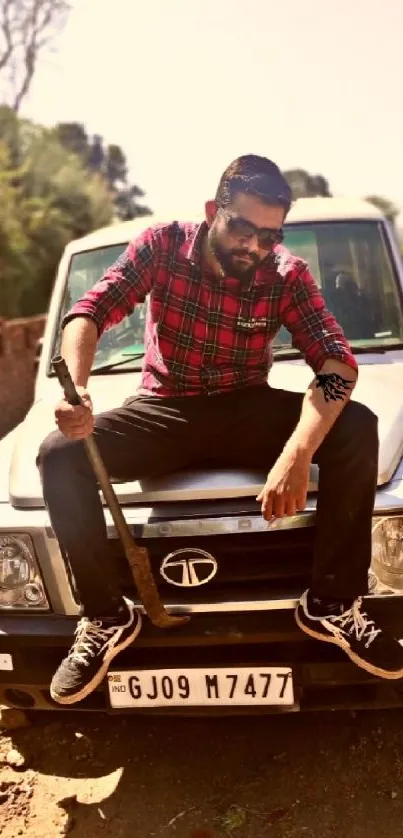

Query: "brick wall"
left=0, top=315, right=46, bottom=439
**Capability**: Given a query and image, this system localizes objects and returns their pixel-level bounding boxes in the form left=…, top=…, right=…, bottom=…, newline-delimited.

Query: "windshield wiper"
left=87, top=339, right=403, bottom=376
left=90, top=353, right=145, bottom=375
left=272, top=340, right=403, bottom=359
left=272, top=343, right=299, bottom=355
left=351, top=341, right=403, bottom=355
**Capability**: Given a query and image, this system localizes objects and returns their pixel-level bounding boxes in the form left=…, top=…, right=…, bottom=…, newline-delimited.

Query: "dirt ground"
left=1, top=707, right=403, bottom=838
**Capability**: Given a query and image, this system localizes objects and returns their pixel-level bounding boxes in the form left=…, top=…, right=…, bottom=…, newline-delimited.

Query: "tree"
left=282, top=168, right=332, bottom=200
left=0, top=141, right=30, bottom=317
left=55, top=121, right=89, bottom=159
left=0, top=107, right=114, bottom=317
left=0, top=108, right=151, bottom=317
left=55, top=121, right=151, bottom=220
left=87, top=134, right=104, bottom=172
left=0, top=0, right=71, bottom=111
left=105, top=143, right=127, bottom=186
left=22, top=130, right=114, bottom=311
left=104, top=142, right=151, bottom=220
left=364, top=195, right=399, bottom=224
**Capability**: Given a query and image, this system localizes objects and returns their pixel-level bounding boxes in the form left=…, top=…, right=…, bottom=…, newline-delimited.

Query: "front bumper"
left=2, top=598, right=403, bottom=714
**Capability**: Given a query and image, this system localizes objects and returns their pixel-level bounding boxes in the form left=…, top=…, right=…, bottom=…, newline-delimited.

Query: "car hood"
left=8, top=353, right=403, bottom=508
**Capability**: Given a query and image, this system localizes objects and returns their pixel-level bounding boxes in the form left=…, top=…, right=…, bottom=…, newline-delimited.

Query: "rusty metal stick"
left=52, top=355, right=189, bottom=629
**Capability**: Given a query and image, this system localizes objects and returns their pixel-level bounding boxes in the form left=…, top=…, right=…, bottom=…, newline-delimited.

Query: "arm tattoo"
left=315, top=372, right=354, bottom=403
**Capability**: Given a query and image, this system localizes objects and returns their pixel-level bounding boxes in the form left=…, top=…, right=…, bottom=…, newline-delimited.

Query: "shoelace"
left=69, top=619, right=122, bottom=666
left=329, top=598, right=382, bottom=649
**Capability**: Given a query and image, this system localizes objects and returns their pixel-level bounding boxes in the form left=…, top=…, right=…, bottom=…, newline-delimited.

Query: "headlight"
left=0, top=535, right=48, bottom=609
left=370, top=516, right=403, bottom=592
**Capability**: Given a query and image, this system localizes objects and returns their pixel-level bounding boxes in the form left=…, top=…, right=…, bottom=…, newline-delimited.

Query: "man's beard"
left=208, top=225, right=263, bottom=281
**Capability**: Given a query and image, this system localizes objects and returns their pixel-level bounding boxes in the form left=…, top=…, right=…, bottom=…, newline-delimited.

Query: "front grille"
left=109, top=525, right=315, bottom=604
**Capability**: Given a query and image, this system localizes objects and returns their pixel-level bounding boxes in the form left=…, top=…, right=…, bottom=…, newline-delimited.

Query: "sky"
left=23, top=0, right=403, bottom=224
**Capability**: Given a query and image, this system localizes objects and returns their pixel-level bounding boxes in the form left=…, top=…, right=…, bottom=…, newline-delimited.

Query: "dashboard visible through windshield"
left=52, top=220, right=403, bottom=373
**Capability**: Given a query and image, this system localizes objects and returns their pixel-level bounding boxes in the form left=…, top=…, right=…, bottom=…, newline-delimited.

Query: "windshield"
left=278, top=220, right=403, bottom=349
left=52, top=220, right=403, bottom=372
left=52, top=244, right=147, bottom=372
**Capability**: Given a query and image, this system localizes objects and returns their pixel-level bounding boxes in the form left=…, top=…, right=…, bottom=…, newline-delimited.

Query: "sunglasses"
left=221, top=210, right=284, bottom=249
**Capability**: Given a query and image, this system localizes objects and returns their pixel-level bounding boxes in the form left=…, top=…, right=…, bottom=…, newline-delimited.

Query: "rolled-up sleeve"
left=61, top=225, right=159, bottom=337
left=279, top=262, right=358, bottom=375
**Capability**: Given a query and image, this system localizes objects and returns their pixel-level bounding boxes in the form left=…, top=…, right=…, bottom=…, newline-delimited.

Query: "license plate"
left=107, top=667, right=294, bottom=708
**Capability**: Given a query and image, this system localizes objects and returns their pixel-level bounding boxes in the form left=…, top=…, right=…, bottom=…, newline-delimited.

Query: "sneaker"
left=295, top=589, right=403, bottom=680
left=50, top=598, right=142, bottom=705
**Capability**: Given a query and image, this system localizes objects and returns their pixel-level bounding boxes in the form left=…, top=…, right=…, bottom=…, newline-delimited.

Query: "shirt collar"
left=182, top=221, right=208, bottom=266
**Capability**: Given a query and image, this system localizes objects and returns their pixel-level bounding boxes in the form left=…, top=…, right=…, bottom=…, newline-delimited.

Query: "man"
left=38, top=154, right=403, bottom=706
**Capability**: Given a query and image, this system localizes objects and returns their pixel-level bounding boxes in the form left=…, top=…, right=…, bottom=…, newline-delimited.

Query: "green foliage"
left=0, top=141, right=31, bottom=317
left=0, top=107, right=150, bottom=318
left=364, top=195, right=399, bottom=224
left=55, top=122, right=151, bottom=220
left=282, top=170, right=401, bottom=230
left=282, top=168, right=332, bottom=200
left=282, top=170, right=400, bottom=228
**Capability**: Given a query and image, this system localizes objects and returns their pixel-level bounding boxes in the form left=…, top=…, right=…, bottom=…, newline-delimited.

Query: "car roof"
left=65, top=196, right=384, bottom=256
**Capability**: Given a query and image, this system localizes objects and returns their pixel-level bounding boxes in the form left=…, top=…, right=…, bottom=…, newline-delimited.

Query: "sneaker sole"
left=295, top=609, right=403, bottom=681
left=50, top=612, right=142, bottom=706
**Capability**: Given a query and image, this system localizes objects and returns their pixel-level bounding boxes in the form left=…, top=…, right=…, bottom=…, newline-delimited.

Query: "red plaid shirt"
left=63, top=221, right=358, bottom=396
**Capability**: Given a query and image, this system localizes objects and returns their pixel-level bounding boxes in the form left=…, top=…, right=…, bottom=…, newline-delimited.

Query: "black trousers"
left=37, top=384, right=379, bottom=616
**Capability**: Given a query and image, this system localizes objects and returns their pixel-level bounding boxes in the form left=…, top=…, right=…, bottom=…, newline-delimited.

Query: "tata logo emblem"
left=160, top=548, right=218, bottom=588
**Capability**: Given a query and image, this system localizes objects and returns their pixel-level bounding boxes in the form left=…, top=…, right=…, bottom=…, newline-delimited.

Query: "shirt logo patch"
left=236, top=316, right=269, bottom=330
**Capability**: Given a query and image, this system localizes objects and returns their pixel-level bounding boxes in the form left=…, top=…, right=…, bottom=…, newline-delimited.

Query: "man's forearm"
left=60, top=317, right=98, bottom=388
left=284, top=358, right=358, bottom=458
